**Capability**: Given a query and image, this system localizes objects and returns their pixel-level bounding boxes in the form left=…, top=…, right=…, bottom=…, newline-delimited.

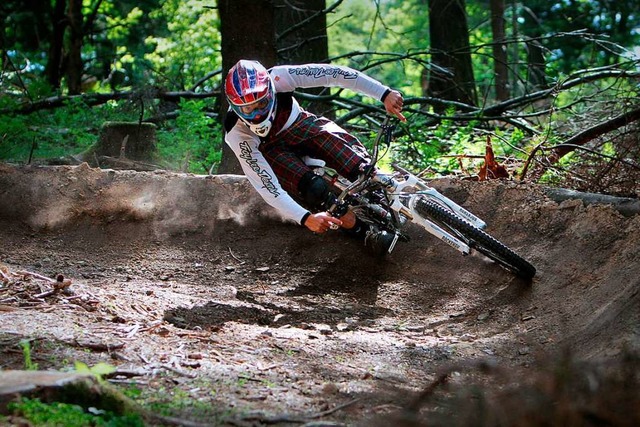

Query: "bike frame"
left=328, top=117, right=489, bottom=256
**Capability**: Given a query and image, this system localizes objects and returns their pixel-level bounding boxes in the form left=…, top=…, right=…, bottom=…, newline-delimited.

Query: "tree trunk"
left=46, top=0, right=67, bottom=90
left=217, top=0, right=277, bottom=174
left=526, top=38, right=547, bottom=89
left=275, top=0, right=329, bottom=65
left=66, top=0, right=83, bottom=95
left=427, top=0, right=477, bottom=108
left=520, top=7, right=547, bottom=90
left=490, top=0, right=509, bottom=100
left=274, top=0, right=332, bottom=115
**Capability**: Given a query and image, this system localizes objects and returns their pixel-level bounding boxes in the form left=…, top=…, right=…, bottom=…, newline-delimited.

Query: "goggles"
left=232, top=97, right=273, bottom=124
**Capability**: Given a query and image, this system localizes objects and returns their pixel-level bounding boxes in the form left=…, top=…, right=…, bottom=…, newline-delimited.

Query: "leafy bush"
left=0, top=98, right=133, bottom=163
left=0, top=95, right=223, bottom=174
left=156, top=99, right=222, bottom=173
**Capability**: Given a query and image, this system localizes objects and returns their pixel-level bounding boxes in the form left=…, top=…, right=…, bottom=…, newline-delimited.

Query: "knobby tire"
left=415, top=198, right=536, bottom=280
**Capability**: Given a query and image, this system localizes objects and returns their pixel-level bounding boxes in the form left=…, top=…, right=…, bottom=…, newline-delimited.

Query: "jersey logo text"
left=239, top=141, right=280, bottom=197
left=289, top=66, right=357, bottom=80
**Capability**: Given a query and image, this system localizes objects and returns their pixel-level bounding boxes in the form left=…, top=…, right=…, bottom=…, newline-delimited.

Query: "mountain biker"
left=223, top=59, right=406, bottom=255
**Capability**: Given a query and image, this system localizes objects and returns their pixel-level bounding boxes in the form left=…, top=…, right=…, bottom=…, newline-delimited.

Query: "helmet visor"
left=231, top=96, right=273, bottom=124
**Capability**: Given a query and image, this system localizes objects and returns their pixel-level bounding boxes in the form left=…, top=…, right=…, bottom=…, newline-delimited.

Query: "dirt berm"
left=0, top=163, right=638, bottom=425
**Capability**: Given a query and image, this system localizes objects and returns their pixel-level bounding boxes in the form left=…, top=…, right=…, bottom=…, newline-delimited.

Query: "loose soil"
left=0, top=164, right=638, bottom=426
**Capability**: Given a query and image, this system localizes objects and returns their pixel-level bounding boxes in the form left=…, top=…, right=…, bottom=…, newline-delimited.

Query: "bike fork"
left=417, top=188, right=487, bottom=230
left=393, top=174, right=488, bottom=230
left=409, top=213, right=472, bottom=255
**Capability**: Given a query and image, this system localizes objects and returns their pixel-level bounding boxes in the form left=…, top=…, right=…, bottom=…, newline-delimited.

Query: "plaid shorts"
left=259, top=111, right=370, bottom=196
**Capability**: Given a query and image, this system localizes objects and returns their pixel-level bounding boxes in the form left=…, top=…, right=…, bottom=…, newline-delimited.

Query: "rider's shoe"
left=364, top=226, right=397, bottom=256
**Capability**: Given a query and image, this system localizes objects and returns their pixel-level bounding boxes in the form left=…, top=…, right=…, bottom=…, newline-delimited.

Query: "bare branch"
left=483, top=68, right=640, bottom=116
left=524, top=107, right=640, bottom=181
left=276, top=0, right=343, bottom=42
left=1, top=89, right=220, bottom=115
left=190, top=69, right=222, bottom=92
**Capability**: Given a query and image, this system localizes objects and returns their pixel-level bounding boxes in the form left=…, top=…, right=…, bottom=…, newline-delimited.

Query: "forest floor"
left=0, top=164, right=639, bottom=426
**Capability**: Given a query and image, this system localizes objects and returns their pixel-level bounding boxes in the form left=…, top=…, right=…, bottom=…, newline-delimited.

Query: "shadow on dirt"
left=164, top=296, right=394, bottom=332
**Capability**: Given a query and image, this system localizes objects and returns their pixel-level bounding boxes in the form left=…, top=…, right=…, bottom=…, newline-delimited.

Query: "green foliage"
left=519, top=0, right=640, bottom=76
left=0, top=99, right=133, bottom=163
left=142, top=382, right=232, bottom=422
left=7, top=398, right=144, bottom=427
left=390, top=112, right=537, bottom=178
left=0, top=95, right=222, bottom=173
left=73, top=361, right=117, bottom=382
left=391, top=109, right=485, bottom=176
left=328, top=0, right=429, bottom=96
left=122, top=385, right=143, bottom=400
left=145, top=0, right=222, bottom=90
left=19, top=339, right=38, bottom=371
left=81, top=0, right=168, bottom=89
left=156, top=99, right=222, bottom=173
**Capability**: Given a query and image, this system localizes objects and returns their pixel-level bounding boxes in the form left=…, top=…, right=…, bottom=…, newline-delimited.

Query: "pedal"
left=387, top=232, right=401, bottom=254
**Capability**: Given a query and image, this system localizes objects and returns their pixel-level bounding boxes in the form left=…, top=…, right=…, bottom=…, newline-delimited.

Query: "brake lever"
left=383, top=123, right=395, bottom=147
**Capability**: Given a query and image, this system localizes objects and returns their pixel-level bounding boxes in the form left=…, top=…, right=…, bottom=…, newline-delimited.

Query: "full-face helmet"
left=225, top=60, right=277, bottom=137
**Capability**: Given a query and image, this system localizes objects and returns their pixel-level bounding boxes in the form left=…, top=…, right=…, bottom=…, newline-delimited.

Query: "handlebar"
left=369, top=116, right=395, bottom=170
left=327, top=116, right=398, bottom=215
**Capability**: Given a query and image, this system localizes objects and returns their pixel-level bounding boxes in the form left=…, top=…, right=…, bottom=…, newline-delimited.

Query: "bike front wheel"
left=415, top=198, right=536, bottom=280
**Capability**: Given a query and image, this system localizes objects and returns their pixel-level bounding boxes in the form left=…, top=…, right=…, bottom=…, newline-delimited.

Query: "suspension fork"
left=389, top=174, right=487, bottom=230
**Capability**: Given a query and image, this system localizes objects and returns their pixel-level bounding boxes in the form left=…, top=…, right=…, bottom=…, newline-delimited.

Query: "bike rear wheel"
left=415, top=198, right=536, bottom=280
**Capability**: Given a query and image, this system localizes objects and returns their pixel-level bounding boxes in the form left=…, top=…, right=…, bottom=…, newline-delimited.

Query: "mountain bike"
left=309, top=117, right=537, bottom=280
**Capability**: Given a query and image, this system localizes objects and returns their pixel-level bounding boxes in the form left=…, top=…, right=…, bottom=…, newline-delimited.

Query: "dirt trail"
left=0, top=164, right=638, bottom=425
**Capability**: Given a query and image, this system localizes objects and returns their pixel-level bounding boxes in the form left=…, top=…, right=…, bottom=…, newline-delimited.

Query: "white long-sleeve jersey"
left=224, top=63, right=390, bottom=225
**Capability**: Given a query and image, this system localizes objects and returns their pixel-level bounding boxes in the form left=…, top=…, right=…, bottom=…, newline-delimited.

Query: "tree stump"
left=80, top=122, right=158, bottom=170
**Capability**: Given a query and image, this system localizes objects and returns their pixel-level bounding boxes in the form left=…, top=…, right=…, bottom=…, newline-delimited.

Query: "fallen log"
left=543, top=187, right=640, bottom=217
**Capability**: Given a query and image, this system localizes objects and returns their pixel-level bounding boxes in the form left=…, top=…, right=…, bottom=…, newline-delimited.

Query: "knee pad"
left=298, top=172, right=337, bottom=211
